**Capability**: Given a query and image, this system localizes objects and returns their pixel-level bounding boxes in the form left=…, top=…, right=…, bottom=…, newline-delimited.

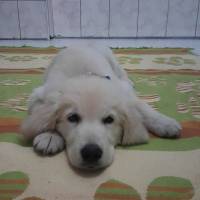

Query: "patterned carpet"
left=0, top=47, right=199, bottom=200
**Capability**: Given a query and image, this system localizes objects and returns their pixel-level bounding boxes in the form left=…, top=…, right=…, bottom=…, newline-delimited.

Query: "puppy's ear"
left=21, top=101, right=59, bottom=140
left=21, top=88, right=67, bottom=140
left=119, top=102, right=149, bottom=145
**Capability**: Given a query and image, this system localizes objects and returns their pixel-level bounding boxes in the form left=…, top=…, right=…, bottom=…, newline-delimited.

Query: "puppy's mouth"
left=80, top=162, right=103, bottom=170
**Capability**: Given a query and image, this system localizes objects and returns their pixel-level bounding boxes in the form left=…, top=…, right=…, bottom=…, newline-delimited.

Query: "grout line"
left=45, top=0, right=50, bottom=39
left=108, top=0, right=110, bottom=37
left=195, top=0, right=200, bottom=36
left=165, top=0, right=170, bottom=37
left=17, top=0, right=22, bottom=39
left=50, top=0, right=55, bottom=38
left=80, top=0, right=82, bottom=37
left=136, top=0, right=140, bottom=37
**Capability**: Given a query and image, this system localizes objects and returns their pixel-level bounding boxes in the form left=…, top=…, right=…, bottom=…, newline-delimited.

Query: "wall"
left=0, top=0, right=200, bottom=39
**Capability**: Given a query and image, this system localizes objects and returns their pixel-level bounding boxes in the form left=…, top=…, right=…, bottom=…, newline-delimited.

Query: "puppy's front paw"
left=33, top=132, right=65, bottom=155
left=150, top=116, right=182, bottom=138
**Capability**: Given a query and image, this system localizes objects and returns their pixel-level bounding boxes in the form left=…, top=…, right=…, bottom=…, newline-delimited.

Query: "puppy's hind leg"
left=33, top=132, right=65, bottom=155
left=96, top=46, right=135, bottom=93
left=135, top=100, right=182, bottom=138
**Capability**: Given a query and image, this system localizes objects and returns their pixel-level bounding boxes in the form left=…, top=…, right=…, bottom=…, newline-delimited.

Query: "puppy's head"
left=23, top=77, right=148, bottom=170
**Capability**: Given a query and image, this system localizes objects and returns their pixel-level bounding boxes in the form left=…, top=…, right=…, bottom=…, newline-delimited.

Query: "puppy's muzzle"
left=81, top=144, right=102, bottom=164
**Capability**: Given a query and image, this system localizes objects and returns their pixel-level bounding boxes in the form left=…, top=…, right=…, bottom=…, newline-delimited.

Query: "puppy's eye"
left=102, top=115, right=114, bottom=124
left=67, top=113, right=81, bottom=123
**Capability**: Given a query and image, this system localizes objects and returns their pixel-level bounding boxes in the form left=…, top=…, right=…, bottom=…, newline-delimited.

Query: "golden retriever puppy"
left=21, top=45, right=181, bottom=170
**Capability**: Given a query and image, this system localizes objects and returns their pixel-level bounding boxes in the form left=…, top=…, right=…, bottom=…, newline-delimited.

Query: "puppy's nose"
left=81, top=144, right=102, bottom=163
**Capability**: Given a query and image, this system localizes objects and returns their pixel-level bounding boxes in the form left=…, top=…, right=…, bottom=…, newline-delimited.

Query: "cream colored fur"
left=22, top=45, right=181, bottom=169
